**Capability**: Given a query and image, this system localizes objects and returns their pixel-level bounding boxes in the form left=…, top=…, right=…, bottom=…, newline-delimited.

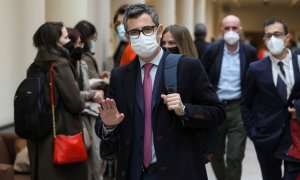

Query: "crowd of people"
left=20, top=2, right=300, bottom=180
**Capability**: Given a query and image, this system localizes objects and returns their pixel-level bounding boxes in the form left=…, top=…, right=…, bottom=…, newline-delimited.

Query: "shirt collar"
left=139, top=48, right=163, bottom=68
left=224, top=43, right=240, bottom=55
left=270, top=49, right=292, bottom=66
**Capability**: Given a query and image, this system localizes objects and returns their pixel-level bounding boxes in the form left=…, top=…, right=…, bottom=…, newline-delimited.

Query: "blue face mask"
left=116, top=24, right=127, bottom=42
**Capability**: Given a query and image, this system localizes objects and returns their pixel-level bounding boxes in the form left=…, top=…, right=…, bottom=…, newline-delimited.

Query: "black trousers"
left=255, top=145, right=282, bottom=180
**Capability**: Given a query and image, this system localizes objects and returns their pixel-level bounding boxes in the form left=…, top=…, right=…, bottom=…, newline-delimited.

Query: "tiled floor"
left=206, top=138, right=263, bottom=180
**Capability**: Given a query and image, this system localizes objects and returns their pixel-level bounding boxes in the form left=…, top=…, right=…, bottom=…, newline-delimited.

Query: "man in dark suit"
left=241, top=18, right=300, bottom=180
left=95, top=4, right=225, bottom=180
left=201, top=15, right=257, bottom=180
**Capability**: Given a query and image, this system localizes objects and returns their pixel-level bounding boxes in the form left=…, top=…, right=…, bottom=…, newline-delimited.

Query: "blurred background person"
left=66, top=27, right=107, bottom=180
left=112, top=4, right=129, bottom=67
left=75, top=20, right=101, bottom=79
left=112, top=4, right=136, bottom=67
left=194, top=23, right=209, bottom=59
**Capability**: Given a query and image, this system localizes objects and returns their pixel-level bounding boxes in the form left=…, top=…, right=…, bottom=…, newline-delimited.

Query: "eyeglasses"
left=126, top=25, right=157, bottom=39
left=263, top=31, right=285, bottom=40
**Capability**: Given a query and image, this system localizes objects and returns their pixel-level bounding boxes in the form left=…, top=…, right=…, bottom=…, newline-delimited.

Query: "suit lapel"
left=214, top=42, right=224, bottom=83
left=260, top=57, right=283, bottom=103
left=123, top=58, right=140, bottom=115
left=153, top=52, right=168, bottom=114
left=239, top=42, right=247, bottom=80
left=136, top=67, right=144, bottom=114
left=264, top=57, right=288, bottom=104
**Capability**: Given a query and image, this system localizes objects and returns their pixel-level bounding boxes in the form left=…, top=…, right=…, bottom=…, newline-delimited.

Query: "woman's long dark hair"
left=33, top=22, right=68, bottom=58
left=74, top=20, right=97, bottom=53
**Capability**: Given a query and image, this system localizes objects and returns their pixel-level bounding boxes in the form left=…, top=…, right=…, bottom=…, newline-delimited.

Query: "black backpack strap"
left=164, top=54, right=183, bottom=93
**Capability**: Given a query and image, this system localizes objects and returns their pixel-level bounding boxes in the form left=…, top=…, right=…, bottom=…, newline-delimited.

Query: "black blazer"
left=95, top=51, right=225, bottom=180
left=241, top=53, right=300, bottom=153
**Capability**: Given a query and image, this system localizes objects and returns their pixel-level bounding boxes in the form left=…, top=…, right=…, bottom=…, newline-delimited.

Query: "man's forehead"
left=222, top=16, right=240, bottom=27
left=127, top=13, right=154, bottom=29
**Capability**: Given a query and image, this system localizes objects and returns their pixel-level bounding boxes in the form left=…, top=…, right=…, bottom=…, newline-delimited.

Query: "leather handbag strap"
left=49, top=62, right=57, bottom=137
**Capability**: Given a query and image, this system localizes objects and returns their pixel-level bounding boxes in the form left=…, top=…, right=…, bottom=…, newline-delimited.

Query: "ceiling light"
left=290, top=0, right=299, bottom=6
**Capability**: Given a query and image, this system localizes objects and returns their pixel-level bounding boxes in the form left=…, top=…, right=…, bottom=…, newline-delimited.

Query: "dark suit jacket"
left=95, top=51, right=225, bottom=180
left=241, top=53, right=300, bottom=153
left=295, top=47, right=300, bottom=55
left=200, top=39, right=257, bottom=153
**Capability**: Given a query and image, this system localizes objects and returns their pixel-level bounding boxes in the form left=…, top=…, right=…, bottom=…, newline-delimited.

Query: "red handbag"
left=49, top=63, right=88, bottom=164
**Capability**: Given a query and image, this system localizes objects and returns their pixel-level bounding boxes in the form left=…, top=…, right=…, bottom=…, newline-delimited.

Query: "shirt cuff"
left=102, top=124, right=116, bottom=138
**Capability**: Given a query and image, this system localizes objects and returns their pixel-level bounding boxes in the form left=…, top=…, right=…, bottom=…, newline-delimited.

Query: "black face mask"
left=63, top=41, right=83, bottom=61
left=166, top=47, right=180, bottom=54
left=63, top=41, right=74, bottom=54
left=70, top=47, right=83, bottom=61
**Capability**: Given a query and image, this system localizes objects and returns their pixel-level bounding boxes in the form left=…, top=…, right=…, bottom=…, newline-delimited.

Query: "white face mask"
left=89, top=41, right=96, bottom=53
left=130, top=30, right=159, bottom=58
left=116, top=24, right=127, bottom=42
left=224, top=31, right=240, bottom=45
left=266, top=36, right=285, bottom=56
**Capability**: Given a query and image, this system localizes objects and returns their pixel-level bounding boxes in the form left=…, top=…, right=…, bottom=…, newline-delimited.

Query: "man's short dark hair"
left=263, top=18, right=288, bottom=35
left=113, top=4, right=128, bottom=24
left=194, top=23, right=207, bottom=39
left=123, top=3, right=159, bottom=31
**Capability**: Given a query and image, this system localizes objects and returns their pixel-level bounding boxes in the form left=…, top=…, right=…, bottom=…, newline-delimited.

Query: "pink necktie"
left=143, top=63, right=153, bottom=167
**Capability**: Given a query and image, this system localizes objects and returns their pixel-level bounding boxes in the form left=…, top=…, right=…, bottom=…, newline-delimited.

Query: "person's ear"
left=284, top=33, right=291, bottom=45
left=238, top=26, right=243, bottom=34
left=157, top=24, right=164, bottom=39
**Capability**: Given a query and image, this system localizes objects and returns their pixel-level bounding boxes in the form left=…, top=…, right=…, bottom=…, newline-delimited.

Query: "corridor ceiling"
left=215, top=0, right=300, bottom=7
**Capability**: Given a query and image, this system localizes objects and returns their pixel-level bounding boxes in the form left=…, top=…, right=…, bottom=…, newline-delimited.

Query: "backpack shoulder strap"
left=164, top=54, right=183, bottom=93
